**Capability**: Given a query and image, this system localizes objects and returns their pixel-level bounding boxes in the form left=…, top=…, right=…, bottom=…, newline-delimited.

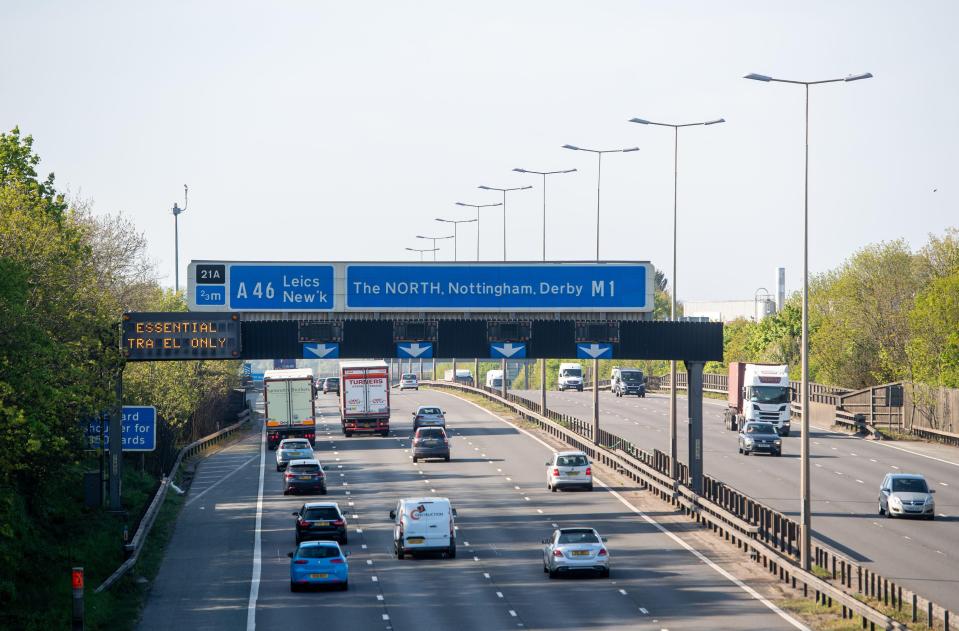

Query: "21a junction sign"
left=122, top=312, right=241, bottom=361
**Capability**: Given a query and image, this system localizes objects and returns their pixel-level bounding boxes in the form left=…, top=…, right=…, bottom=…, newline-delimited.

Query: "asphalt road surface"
left=514, top=387, right=959, bottom=613
left=139, top=389, right=810, bottom=631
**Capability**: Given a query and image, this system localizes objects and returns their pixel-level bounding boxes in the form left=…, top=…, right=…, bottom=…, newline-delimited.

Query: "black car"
left=322, top=377, right=340, bottom=394
left=294, top=502, right=348, bottom=544
left=738, top=422, right=783, bottom=456
left=412, top=427, right=450, bottom=462
left=283, top=459, right=327, bottom=495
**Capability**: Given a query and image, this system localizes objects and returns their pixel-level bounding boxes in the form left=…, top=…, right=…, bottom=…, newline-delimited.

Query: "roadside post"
left=71, top=567, right=84, bottom=630
left=686, top=360, right=705, bottom=494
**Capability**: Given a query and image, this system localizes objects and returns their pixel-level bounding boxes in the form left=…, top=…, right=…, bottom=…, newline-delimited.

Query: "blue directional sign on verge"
left=251, top=371, right=265, bottom=382
left=242, top=362, right=252, bottom=376
left=303, top=342, right=340, bottom=359
left=490, top=342, right=527, bottom=359
left=577, top=343, right=613, bottom=360
left=85, top=406, right=157, bottom=452
left=397, top=342, right=433, bottom=359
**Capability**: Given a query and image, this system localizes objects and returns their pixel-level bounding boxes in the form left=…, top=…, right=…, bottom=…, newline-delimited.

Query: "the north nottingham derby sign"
left=187, top=261, right=654, bottom=313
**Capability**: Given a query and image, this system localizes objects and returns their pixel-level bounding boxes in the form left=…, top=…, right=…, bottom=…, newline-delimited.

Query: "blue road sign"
left=397, top=342, right=433, bottom=359
left=303, top=342, right=340, bottom=359
left=490, top=342, right=527, bottom=359
left=346, top=263, right=650, bottom=312
left=251, top=371, right=265, bottom=382
left=242, top=362, right=252, bottom=376
left=577, top=343, right=613, bottom=359
left=85, top=406, right=157, bottom=452
left=229, top=264, right=334, bottom=311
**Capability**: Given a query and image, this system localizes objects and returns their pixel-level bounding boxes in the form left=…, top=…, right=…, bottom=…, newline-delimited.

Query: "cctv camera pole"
left=172, top=185, right=188, bottom=293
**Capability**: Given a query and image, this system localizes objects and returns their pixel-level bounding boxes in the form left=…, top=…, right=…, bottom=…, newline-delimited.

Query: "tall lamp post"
left=415, top=234, right=454, bottom=261
left=477, top=185, right=532, bottom=260
left=171, top=184, right=188, bottom=292
left=435, top=217, right=477, bottom=261
left=455, top=201, right=502, bottom=260
left=745, top=70, right=872, bottom=571
left=561, top=145, right=638, bottom=259
left=405, top=246, right=439, bottom=261
left=628, top=116, right=724, bottom=483
left=512, top=168, right=577, bottom=261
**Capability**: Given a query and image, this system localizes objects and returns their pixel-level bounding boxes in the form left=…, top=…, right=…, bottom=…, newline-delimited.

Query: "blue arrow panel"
left=397, top=342, right=433, bottom=359
left=302, top=342, right=340, bottom=359
left=489, top=342, right=527, bottom=359
left=576, top=343, right=613, bottom=359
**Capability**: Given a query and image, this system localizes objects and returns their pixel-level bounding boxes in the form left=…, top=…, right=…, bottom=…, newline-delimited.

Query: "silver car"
left=546, top=451, right=593, bottom=491
left=412, top=406, right=446, bottom=431
left=276, top=439, right=315, bottom=472
left=399, top=373, right=419, bottom=391
left=879, top=473, right=936, bottom=519
left=542, top=527, right=609, bottom=578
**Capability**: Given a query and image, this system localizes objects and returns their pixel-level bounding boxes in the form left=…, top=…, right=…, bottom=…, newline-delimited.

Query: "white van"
left=558, top=363, right=584, bottom=392
left=390, top=497, right=457, bottom=559
left=485, top=369, right=504, bottom=388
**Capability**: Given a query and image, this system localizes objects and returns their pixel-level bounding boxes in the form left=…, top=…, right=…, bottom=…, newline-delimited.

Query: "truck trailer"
left=340, top=360, right=391, bottom=437
left=263, top=368, right=316, bottom=450
left=723, top=362, right=792, bottom=436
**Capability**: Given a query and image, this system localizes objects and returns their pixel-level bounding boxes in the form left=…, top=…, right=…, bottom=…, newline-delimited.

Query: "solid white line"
left=245, top=426, right=266, bottom=631
left=185, top=454, right=259, bottom=507
left=448, top=392, right=811, bottom=631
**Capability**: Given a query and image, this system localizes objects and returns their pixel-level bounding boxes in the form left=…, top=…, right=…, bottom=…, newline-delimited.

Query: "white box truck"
left=724, top=362, right=792, bottom=436
left=558, top=363, right=584, bottom=392
left=340, top=360, right=391, bottom=437
left=485, top=369, right=504, bottom=388
left=263, top=368, right=316, bottom=450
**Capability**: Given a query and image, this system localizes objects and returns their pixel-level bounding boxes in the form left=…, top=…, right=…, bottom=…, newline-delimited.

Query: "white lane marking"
left=640, top=607, right=649, bottom=614
left=186, top=454, right=259, bottom=507
left=850, top=453, right=858, bottom=457
left=856, top=480, right=864, bottom=484
left=524, top=497, right=530, bottom=501
left=862, top=440, right=959, bottom=469
left=483, top=572, right=490, bottom=578
left=449, top=392, right=812, bottom=631
left=870, top=459, right=876, bottom=463
left=891, top=465, right=900, bottom=470
left=372, top=576, right=378, bottom=582
left=382, top=614, right=390, bottom=621
left=537, top=509, right=543, bottom=514
left=245, top=426, right=266, bottom=631
left=939, top=482, right=948, bottom=486
left=509, top=610, right=517, bottom=617
left=377, top=594, right=384, bottom=601
left=362, top=544, right=368, bottom=549
left=514, top=485, right=521, bottom=490
left=496, top=591, right=504, bottom=598
left=367, top=559, right=373, bottom=565
left=473, top=556, right=480, bottom=561
left=619, top=588, right=628, bottom=595
left=551, top=523, right=558, bottom=528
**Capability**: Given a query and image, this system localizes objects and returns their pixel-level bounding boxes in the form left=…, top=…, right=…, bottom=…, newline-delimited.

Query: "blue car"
left=289, top=541, right=349, bottom=591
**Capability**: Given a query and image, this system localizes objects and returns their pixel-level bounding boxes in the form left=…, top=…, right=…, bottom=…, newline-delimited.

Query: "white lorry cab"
left=390, top=497, right=457, bottom=559
left=725, top=363, right=792, bottom=436
left=485, top=369, right=504, bottom=388
left=558, top=363, right=584, bottom=392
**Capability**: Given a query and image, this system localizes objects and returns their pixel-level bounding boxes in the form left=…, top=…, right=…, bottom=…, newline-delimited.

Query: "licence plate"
left=299, top=476, right=312, bottom=480
left=407, top=537, right=425, bottom=544
left=572, top=550, right=590, bottom=556
left=566, top=471, right=579, bottom=476
left=313, top=521, right=329, bottom=526
left=310, top=573, right=328, bottom=579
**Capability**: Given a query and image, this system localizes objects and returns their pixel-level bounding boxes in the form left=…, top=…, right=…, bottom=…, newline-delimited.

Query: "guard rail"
left=95, top=407, right=253, bottom=593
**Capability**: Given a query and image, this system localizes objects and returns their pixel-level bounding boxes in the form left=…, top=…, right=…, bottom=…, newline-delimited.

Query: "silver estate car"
left=276, top=439, right=314, bottom=472
left=546, top=451, right=593, bottom=491
left=542, top=527, right=609, bottom=578
left=879, top=473, right=936, bottom=519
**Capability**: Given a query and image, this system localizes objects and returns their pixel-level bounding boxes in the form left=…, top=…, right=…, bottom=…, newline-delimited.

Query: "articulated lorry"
left=723, top=362, right=792, bottom=436
left=340, top=360, right=391, bottom=437
left=264, top=368, right=316, bottom=450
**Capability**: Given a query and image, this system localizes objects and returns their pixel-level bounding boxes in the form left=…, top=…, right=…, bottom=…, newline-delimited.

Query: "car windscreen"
left=891, top=478, right=929, bottom=493
left=417, top=429, right=446, bottom=439
left=290, top=464, right=321, bottom=473
left=327, top=378, right=338, bottom=384
left=620, top=371, right=643, bottom=382
left=303, top=507, right=340, bottom=520
left=402, top=374, right=416, bottom=379
left=556, top=455, right=588, bottom=467
left=297, top=545, right=340, bottom=559
left=745, top=423, right=776, bottom=434
left=748, top=386, right=789, bottom=404
left=283, top=441, right=311, bottom=450
left=562, top=369, right=582, bottom=377
left=418, top=407, right=441, bottom=415
left=557, top=530, right=599, bottom=544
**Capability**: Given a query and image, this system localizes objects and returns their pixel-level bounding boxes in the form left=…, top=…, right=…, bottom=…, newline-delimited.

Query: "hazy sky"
left=3, top=1, right=956, bottom=301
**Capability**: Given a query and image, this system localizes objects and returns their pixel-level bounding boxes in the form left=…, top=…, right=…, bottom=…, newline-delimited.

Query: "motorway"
left=139, top=389, right=810, bottom=631
left=515, top=388, right=959, bottom=613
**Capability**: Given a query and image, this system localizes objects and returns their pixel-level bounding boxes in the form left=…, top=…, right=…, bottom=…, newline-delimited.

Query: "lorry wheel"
left=781, top=431, right=790, bottom=438
left=380, top=431, right=389, bottom=437
left=344, top=432, right=352, bottom=438
left=412, top=456, right=418, bottom=463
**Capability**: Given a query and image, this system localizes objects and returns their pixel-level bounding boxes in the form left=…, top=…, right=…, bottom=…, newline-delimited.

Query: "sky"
left=2, top=1, right=957, bottom=301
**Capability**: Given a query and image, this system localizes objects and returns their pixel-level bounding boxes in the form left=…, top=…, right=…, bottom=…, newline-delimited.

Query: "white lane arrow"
left=401, top=343, right=431, bottom=358
left=578, top=343, right=610, bottom=359
left=305, top=343, right=337, bottom=358
left=493, top=343, right=525, bottom=358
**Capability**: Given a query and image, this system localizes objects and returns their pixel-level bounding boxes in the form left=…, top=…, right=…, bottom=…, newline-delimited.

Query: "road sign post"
left=501, top=358, right=507, bottom=398
left=592, top=358, right=600, bottom=444
left=109, top=367, right=122, bottom=512
left=686, top=360, right=704, bottom=494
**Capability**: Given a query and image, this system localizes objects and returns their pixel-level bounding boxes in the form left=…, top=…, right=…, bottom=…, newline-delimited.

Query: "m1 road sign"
left=85, top=406, right=156, bottom=452
left=188, top=261, right=652, bottom=313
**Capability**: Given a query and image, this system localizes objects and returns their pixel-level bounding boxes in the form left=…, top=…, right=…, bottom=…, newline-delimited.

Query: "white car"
left=276, top=438, right=314, bottom=472
left=546, top=451, right=593, bottom=492
left=542, top=527, right=609, bottom=578
left=399, top=373, right=419, bottom=390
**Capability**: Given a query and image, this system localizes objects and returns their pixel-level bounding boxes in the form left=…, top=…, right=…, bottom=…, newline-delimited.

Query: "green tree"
left=906, top=271, right=959, bottom=388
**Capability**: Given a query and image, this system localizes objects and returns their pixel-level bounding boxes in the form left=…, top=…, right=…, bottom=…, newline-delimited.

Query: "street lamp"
left=513, top=168, right=577, bottom=260
left=477, top=185, right=533, bottom=260
left=171, top=184, right=188, bottom=292
left=415, top=234, right=454, bottom=261
left=628, top=116, right=724, bottom=484
left=745, top=70, right=872, bottom=572
left=561, top=145, right=639, bottom=260
left=455, top=201, right=502, bottom=260
left=405, top=246, right=439, bottom=261
left=435, top=217, right=478, bottom=261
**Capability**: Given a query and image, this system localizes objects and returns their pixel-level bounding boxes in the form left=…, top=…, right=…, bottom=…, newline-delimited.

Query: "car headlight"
left=924, top=496, right=934, bottom=505
left=743, top=437, right=753, bottom=445
left=890, top=496, right=903, bottom=507
left=774, top=439, right=782, bottom=445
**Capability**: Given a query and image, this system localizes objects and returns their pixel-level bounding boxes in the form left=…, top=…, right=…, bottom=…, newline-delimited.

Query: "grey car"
left=738, top=422, right=782, bottom=456
left=276, top=438, right=315, bottom=471
left=412, top=427, right=450, bottom=462
left=879, top=473, right=936, bottom=519
left=542, top=527, right=609, bottom=578
left=412, top=406, right=446, bottom=431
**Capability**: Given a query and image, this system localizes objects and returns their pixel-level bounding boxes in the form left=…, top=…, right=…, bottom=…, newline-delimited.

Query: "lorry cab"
left=558, top=363, right=584, bottom=392
left=390, top=497, right=457, bottom=559
left=485, top=369, right=504, bottom=388
left=725, top=363, right=792, bottom=436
